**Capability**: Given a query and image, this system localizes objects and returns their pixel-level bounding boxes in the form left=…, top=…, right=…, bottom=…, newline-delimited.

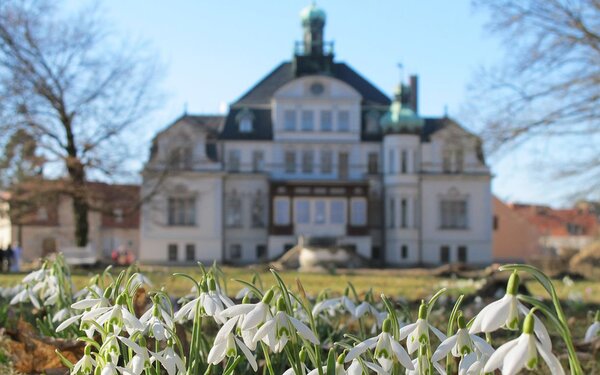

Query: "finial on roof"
left=183, top=102, right=188, bottom=116
left=444, top=105, right=448, bottom=118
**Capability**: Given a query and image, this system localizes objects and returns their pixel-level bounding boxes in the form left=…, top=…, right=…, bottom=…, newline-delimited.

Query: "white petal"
left=242, top=303, right=267, bottom=330
left=431, top=335, right=458, bottom=362
left=390, top=337, right=414, bottom=370
left=288, top=316, right=319, bottom=344
left=483, top=337, right=519, bottom=372
left=215, top=316, right=239, bottom=343
left=56, top=314, right=81, bottom=332
left=399, top=322, right=418, bottom=340
left=502, top=335, right=531, bottom=375
left=536, top=341, right=565, bottom=375
left=235, top=337, right=258, bottom=372
left=221, top=303, right=255, bottom=318
left=470, top=334, right=494, bottom=357
left=252, top=319, right=276, bottom=344
left=207, top=339, right=227, bottom=365
left=480, top=295, right=511, bottom=332
left=345, top=336, right=379, bottom=362
left=72, top=298, right=102, bottom=310
left=429, top=324, right=447, bottom=342
left=585, top=322, right=600, bottom=343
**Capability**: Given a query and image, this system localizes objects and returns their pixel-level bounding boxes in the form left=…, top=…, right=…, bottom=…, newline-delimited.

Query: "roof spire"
left=183, top=101, right=188, bottom=116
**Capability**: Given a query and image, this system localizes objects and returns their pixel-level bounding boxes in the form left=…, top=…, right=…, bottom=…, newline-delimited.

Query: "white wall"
left=140, top=174, right=223, bottom=263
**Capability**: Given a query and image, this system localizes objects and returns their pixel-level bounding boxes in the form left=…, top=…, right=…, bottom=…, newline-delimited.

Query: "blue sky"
left=79, top=0, right=565, bottom=206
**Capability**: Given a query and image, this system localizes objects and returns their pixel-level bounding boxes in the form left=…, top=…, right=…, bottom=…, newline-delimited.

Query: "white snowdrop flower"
left=399, top=303, right=447, bottom=355
left=312, top=296, right=367, bottom=319
left=584, top=311, right=600, bottom=343
left=253, top=297, right=319, bottom=353
left=308, top=353, right=387, bottom=375
left=118, top=336, right=153, bottom=375
left=175, top=278, right=233, bottom=324
left=469, top=272, right=551, bottom=348
left=100, top=334, right=121, bottom=365
left=10, top=285, right=41, bottom=309
left=345, top=319, right=414, bottom=371
left=73, top=284, right=103, bottom=300
left=207, top=316, right=258, bottom=371
left=22, top=267, right=49, bottom=284
left=128, top=272, right=153, bottom=292
left=484, top=310, right=564, bottom=375
left=235, top=286, right=252, bottom=299
left=221, top=288, right=275, bottom=331
left=52, top=308, right=72, bottom=323
left=93, top=294, right=144, bottom=336
left=458, top=351, right=491, bottom=375
left=71, top=344, right=96, bottom=375
left=406, top=348, right=447, bottom=375
left=152, top=341, right=186, bottom=375
left=140, top=302, right=174, bottom=341
left=431, top=315, right=494, bottom=362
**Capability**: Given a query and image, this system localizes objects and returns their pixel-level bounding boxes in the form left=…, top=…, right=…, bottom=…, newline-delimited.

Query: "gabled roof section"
left=233, top=62, right=391, bottom=107
left=219, top=108, right=273, bottom=141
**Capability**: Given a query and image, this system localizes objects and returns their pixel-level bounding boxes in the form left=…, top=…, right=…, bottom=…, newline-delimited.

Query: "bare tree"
left=0, top=0, right=161, bottom=246
left=468, top=0, right=600, bottom=198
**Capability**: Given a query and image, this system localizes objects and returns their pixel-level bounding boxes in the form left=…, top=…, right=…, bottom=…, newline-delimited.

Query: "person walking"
left=0, top=247, right=5, bottom=273
left=5, top=244, right=13, bottom=273
left=11, top=243, right=21, bottom=272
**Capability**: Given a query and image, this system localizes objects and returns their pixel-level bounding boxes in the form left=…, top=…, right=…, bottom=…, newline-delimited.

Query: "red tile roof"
left=509, top=203, right=599, bottom=237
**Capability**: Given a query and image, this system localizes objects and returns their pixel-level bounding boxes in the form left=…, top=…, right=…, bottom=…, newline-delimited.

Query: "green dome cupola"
left=300, top=3, right=326, bottom=26
left=380, top=82, right=424, bottom=133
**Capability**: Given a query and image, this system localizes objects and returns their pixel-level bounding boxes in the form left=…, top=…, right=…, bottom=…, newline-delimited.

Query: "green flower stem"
left=260, top=342, right=275, bottom=375
left=500, top=264, right=583, bottom=375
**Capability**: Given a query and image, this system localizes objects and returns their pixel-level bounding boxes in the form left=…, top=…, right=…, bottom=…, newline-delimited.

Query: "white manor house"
left=140, top=5, right=493, bottom=267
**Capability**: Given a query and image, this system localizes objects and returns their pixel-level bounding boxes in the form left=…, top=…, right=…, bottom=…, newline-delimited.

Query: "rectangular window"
left=168, top=244, right=178, bottom=261
left=350, top=198, right=367, bottom=226
left=401, top=150, right=408, bottom=173
left=372, top=246, right=380, bottom=259
left=228, top=149, right=241, bottom=172
left=295, top=199, right=310, bottom=224
left=388, top=149, right=395, bottom=174
left=320, top=150, right=333, bottom=174
left=274, top=198, right=290, bottom=225
left=284, top=151, right=296, bottom=173
left=320, top=110, right=333, bottom=132
left=301, top=110, right=314, bottom=131
left=389, top=198, right=396, bottom=228
left=458, top=246, right=467, bottom=263
left=301, top=150, right=314, bottom=173
left=252, top=150, right=264, bottom=172
left=168, top=197, right=196, bottom=226
left=314, top=200, right=326, bottom=224
left=225, top=194, right=242, bottom=228
left=440, top=246, right=450, bottom=263
left=493, top=215, right=499, bottom=230
left=401, top=245, right=408, bottom=259
left=401, top=199, right=408, bottom=227
left=443, top=150, right=452, bottom=173
left=284, top=110, right=296, bottom=131
left=186, top=244, right=195, bottom=261
left=338, top=110, right=350, bottom=131
left=367, top=152, right=378, bottom=174
left=455, top=149, right=464, bottom=172
left=256, top=245, right=267, bottom=260
left=338, top=152, right=349, bottom=179
left=440, top=200, right=468, bottom=229
left=330, top=200, right=346, bottom=224
left=230, top=244, right=242, bottom=259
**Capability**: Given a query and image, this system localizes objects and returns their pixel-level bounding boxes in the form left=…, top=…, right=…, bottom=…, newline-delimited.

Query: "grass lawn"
left=1, top=264, right=599, bottom=304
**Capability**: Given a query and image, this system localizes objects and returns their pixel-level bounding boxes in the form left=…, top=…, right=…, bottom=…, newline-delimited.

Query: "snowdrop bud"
left=507, top=271, right=520, bottom=296
left=457, top=314, right=467, bottom=329
left=103, top=286, right=113, bottom=299
left=84, top=344, right=92, bottom=356
left=418, top=301, right=427, bottom=320
left=242, top=294, right=251, bottom=304
left=277, top=296, right=286, bottom=312
left=262, top=288, right=275, bottom=304
left=115, top=293, right=127, bottom=305
left=523, top=311, right=535, bottom=334
left=382, top=318, right=392, bottom=333
left=337, top=350, right=347, bottom=364
left=299, top=348, right=307, bottom=362
left=200, top=279, right=208, bottom=293
left=208, top=278, right=217, bottom=292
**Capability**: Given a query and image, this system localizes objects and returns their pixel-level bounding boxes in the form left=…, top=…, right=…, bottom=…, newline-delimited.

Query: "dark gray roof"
left=233, top=62, right=391, bottom=107
left=219, top=108, right=273, bottom=140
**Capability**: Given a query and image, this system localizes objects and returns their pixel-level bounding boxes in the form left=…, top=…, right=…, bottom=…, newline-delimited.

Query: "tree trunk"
left=72, top=183, right=88, bottom=247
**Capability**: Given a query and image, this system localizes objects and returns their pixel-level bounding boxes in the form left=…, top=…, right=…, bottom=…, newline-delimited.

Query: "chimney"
left=409, top=75, right=418, bottom=114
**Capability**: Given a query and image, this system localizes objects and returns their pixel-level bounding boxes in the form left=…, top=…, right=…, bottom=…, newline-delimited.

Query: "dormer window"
left=236, top=108, right=254, bottom=133
left=366, top=110, right=380, bottom=134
